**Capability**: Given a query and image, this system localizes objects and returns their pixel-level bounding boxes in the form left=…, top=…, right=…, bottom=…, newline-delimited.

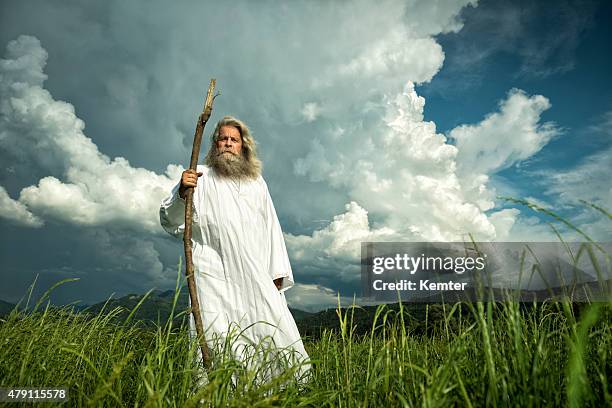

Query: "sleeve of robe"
left=262, top=178, right=295, bottom=293
left=159, top=182, right=185, bottom=237
left=160, top=165, right=204, bottom=237
left=159, top=181, right=190, bottom=237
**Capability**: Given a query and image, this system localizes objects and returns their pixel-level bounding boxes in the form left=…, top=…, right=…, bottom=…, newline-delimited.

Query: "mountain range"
left=1, top=279, right=608, bottom=339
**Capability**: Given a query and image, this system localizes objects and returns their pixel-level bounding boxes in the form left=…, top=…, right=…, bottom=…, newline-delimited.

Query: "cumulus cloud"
left=0, top=32, right=569, bottom=309
left=290, top=82, right=568, bottom=281
left=448, top=88, right=559, bottom=219
left=285, top=283, right=356, bottom=313
left=451, top=88, right=559, bottom=176
left=303, top=2, right=474, bottom=125
left=0, top=35, right=185, bottom=304
left=0, top=185, right=43, bottom=227
left=332, top=31, right=444, bottom=85
left=404, top=0, right=479, bottom=36
left=0, top=36, right=183, bottom=233
left=295, top=82, right=500, bottom=243
left=286, top=202, right=396, bottom=284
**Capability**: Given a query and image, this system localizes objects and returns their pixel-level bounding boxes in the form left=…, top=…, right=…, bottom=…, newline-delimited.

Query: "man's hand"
left=273, top=278, right=283, bottom=291
left=179, top=169, right=203, bottom=199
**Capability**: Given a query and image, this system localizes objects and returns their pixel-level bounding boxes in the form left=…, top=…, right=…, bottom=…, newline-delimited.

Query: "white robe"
left=159, top=164, right=310, bottom=382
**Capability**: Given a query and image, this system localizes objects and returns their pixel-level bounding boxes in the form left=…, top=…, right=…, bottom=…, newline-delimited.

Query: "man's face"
left=216, top=125, right=242, bottom=157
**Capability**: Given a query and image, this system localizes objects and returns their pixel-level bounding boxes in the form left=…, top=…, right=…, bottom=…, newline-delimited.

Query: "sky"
left=0, top=0, right=610, bottom=312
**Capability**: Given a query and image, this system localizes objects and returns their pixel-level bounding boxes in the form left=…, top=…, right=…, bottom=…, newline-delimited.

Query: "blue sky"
left=423, top=0, right=611, bottom=233
left=0, top=0, right=610, bottom=311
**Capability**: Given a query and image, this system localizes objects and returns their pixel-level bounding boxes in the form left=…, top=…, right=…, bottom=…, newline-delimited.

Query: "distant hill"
left=0, top=290, right=313, bottom=323
left=83, top=289, right=313, bottom=326
left=296, top=302, right=434, bottom=339
left=0, top=290, right=432, bottom=337
left=295, top=278, right=612, bottom=339
left=3, top=278, right=606, bottom=337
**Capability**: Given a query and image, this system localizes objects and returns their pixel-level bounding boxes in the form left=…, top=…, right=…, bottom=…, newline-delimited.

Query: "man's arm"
left=159, top=182, right=187, bottom=237
left=262, top=178, right=295, bottom=293
left=159, top=169, right=202, bottom=237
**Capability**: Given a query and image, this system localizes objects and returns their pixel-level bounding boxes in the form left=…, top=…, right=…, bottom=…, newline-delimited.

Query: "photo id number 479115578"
left=0, top=387, right=69, bottom=402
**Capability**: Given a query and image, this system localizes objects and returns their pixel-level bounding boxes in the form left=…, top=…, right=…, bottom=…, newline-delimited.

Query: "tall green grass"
left=0, top=200, right=610, bottom=407
left=1, top=291, right=609, bottom=406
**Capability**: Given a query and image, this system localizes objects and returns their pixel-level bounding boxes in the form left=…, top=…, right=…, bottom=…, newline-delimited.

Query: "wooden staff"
left=184, top=79, right=217, bottom=369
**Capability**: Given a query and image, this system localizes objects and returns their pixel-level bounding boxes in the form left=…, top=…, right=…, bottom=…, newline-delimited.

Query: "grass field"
left=0, top=286, right=610, bottom=407
left=1, top=202, right=610, bottom=407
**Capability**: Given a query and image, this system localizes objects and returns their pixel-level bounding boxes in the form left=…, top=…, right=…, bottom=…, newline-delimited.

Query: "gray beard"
left=207, top=150, right=256, bottom=180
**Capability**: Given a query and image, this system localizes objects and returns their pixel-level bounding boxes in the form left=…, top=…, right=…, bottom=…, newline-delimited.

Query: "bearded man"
left=159, top=115, right=310, bottom=383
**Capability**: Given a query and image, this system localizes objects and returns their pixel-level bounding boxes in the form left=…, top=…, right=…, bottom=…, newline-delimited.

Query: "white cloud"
left=403, top=0, right=479, bottom=36
left=492, top=213, right=562, bottom=242
left=480, top=149, right=612, bottom=243
left=0, top=186, right=43, bottom=227
left=300, top=102, right=320, bottom=122
left=295, top=82, right=499, bottom=244
left=334, top=30, right=444, bottom=85
left=286, top=201, right=395, bottom=262
left=0, top=36, right=183, bottom=234
left=289, top=82, right=569, bottom=275
left=0, top=34, right=47, bottom=87
left=487, top=208, right=520, bottom=240
left=448, top=88, right=560, bottom=219
left=285, top=283, right=355, bottom=313
left=451, top=88, right=559, bottom=177
left=295, top=0, right=475, bottom=122
left=543, top=146, right=612, bottom=209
